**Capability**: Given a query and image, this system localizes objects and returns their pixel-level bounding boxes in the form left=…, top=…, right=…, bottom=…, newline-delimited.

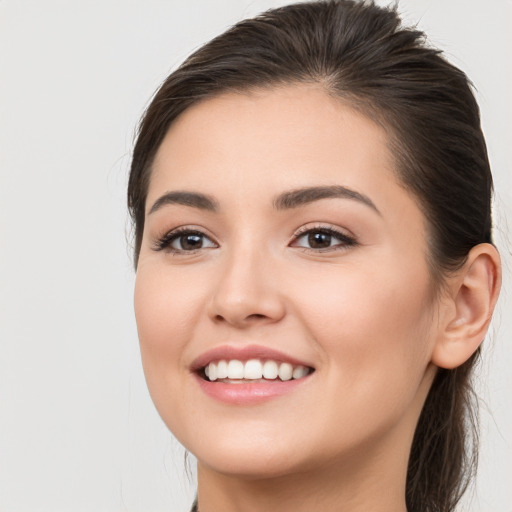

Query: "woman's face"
left=134, top=86, right=440, bottom=479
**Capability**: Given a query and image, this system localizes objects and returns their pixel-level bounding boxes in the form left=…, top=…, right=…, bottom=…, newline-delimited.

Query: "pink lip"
left=195, top=374, right=309, bottom=405
left=190, top=344, right=313, bottom=371
left=190, top=344, right=315, bottom=405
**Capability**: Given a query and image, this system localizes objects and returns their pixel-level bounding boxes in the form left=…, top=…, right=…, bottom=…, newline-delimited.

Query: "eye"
left=154, top=228, right=217, bottom=253
left=291, top=226, right=357, bottom=251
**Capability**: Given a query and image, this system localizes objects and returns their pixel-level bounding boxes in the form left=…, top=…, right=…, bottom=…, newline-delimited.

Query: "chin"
left=197, top=448, right=304, bottom=481
left=179, top=423, right=310, bottom=480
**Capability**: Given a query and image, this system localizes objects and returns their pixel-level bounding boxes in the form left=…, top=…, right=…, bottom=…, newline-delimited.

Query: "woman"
left=128, top=1, right=501, bottom=511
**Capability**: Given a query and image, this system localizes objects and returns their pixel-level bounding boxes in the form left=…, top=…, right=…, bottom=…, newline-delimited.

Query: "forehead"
left=149, top=85, right=399, bottom=204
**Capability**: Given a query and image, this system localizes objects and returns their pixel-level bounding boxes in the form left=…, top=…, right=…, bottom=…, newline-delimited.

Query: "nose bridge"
left=208, top=234, right=284, bottom=326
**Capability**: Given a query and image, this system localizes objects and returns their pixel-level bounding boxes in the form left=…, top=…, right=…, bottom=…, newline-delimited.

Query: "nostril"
left=214, top=313, right=267, bottom=323
left=209, top=291, right=286, bottom=326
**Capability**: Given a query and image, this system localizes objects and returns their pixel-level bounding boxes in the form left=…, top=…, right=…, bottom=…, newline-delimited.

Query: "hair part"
left=128, top=2, right=493, bottom=510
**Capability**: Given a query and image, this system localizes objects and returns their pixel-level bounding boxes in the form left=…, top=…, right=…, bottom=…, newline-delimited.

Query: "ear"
left=431, top=243, right=501, bottom=370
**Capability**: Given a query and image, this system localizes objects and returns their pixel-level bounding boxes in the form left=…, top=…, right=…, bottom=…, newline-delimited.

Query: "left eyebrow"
left=273, top=185, right=380, bottom=215
left=148, top=191, right=219, bottom=215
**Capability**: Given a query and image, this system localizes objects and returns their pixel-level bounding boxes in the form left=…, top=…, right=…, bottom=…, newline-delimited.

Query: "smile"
left=192, top=345, right=315, bottom=404
left=203, top=359, right=312, bottom=382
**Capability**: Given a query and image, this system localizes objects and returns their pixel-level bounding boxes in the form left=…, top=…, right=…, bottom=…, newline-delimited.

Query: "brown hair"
left=128, top=1, right=493, bottom=510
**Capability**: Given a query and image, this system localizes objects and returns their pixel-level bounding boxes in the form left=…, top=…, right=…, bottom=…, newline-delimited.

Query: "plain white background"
left=0, top=1, right=510, bottom=511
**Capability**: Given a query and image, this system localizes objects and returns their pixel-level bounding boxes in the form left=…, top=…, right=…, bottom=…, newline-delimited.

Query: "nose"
left=207, top=246, right=286, bottom=328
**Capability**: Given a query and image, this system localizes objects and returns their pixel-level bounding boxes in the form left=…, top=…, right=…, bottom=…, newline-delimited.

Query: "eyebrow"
left=149, top=191, right=219, bottom=214
left=273, top=185, right=380, bottom=214
left=148, top=185, right=379, bottom=216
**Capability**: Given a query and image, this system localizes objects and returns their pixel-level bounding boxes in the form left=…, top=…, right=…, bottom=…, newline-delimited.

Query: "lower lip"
left=195, top=374, right=310, bottom=405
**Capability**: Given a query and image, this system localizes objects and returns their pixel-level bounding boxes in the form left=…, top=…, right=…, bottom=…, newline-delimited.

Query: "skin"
left=133, top=85, right=499, bottom=512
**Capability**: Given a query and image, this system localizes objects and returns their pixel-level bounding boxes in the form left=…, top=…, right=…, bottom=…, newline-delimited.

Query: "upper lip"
left=190, top=344, right=314, bottom=372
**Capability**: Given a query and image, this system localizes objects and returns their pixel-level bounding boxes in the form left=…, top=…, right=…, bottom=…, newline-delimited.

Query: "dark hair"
left=128, top=1, right=493, bottom=510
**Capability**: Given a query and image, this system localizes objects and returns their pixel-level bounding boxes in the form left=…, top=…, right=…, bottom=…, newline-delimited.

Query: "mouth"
left=200, top=358, right=314, bottom=383
left=191, top=345, right=315, bottom=403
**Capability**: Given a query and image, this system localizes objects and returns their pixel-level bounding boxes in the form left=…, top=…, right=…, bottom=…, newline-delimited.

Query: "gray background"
left=0, top=1, right=510, bottom=510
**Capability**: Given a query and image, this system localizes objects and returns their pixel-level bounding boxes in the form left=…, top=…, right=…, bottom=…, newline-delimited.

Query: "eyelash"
left=152, top=225, right=357, bottom=254
left=291, top=225, right=357, bottom=252
left=152, top=227, right=217, bottom=253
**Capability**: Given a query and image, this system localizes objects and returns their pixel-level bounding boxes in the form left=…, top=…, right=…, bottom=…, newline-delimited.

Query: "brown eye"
left=291, top=227, right=357, bottom=252
left=154, top=229, right=218, bottom=253
left=170, top=231, right=217, bottom=251
left=307, top=231, right=332, bottom=249
left=175, top=233, right=204, bottom=250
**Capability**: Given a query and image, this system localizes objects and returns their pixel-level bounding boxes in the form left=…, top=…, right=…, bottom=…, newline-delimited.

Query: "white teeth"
left=278, top=362, right=293, bottom=381
left=244, top=359, right=263, bottom=379
left=207, top=362, right=217, bottom=381
left=292, top=365, right=308, bottom=379
left=216, top=360, right=228, bottom=379
left=262, top=360, right=278, bottom=379
left=204, top=359, right=310, bottom=382
left=227, top=360, right=245, bottom=379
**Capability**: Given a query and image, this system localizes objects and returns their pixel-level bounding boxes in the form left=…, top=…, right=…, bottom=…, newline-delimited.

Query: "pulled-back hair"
left=128, top=1, right=493, bottom=510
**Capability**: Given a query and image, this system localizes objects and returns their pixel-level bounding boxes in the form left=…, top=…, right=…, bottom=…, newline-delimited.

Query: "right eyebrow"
left=273, top=185, right=380, bottom=215
left=148, top=191, right=219, bottom=215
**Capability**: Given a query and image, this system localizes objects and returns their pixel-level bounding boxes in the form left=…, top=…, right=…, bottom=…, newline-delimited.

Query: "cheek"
left=290, top=266, right=435, bottom=449
left=133, top=264, right=205, bottom=399
left=135, top=262, right=204, bottom=340
left=291, top=258, right=434, bottom=393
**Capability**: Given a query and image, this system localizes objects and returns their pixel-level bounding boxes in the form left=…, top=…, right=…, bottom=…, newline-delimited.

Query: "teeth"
left=292, top=365, right=308, bottom=379
left=227, top=360, right=245, bottom=379
left=217, top=360, right=228, bottom=379
left=204, top=359, right=311, bottom=382
left=278, top=362, right=293, bottom=381
left=244, top=359, right=263, bottom=379
left=262, top=360, right=278, bottom=379
left=207, top=362, right=217, bottom=381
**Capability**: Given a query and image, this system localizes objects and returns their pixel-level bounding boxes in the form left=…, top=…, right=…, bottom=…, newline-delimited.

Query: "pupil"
left=308, top=232, right=331, bottom=248
left=181, top=234, right=202, bottom=250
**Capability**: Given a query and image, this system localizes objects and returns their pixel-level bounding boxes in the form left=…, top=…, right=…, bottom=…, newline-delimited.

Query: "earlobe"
left=431, top=243, right=501, bottom=370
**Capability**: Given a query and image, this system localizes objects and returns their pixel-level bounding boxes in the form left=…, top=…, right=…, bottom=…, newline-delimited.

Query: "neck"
left=195, top=440, right=410, bottom=512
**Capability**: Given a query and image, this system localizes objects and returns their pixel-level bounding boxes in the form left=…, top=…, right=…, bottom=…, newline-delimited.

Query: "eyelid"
left=151, top=223, right=357, bottom=254
left=289, top=223, right=358, bottom=252
left=152, top=225, right=219, bottom=253
left=292, top=222, right=354, bottom=238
